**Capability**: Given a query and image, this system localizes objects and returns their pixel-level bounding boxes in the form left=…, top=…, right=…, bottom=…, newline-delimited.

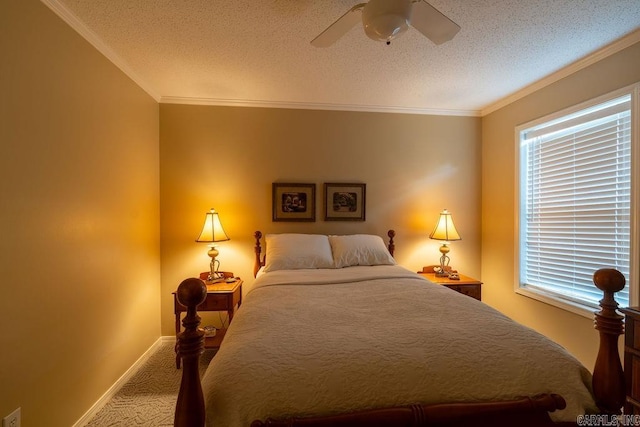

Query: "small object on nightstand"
left=417, top=266, right=482, bottom=301
left=225, top=277, right=237, bottom=283
left=203, top=325, right=217, bottom=337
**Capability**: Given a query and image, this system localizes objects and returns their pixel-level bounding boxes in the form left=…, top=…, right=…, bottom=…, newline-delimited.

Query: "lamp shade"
left=196, top=208, right=230, bottom=243
left=429, top=209, right=461, bottom=242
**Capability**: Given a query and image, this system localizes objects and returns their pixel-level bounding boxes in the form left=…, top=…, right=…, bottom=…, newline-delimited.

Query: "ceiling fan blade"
left=311, top=3, right=366, bottom=48
left=410, top=0, right=460, bottom=45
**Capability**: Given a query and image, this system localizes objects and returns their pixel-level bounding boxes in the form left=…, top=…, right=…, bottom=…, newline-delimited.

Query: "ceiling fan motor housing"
left=362, top=0, right=412, bottom=43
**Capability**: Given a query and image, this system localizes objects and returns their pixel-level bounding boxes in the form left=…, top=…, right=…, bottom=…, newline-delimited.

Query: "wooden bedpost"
left=592, top=268, right=626, bottom=415
left=254, top=230, right=263, bottom=278
left=174, top=278, right=207, bottom=427
left=387, top=229, right=395, bottom=257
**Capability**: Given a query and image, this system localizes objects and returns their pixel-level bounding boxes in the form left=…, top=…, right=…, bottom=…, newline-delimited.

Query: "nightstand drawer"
left=631, top=356, right=640, bottom=401
left=198, top=295, right=231, bottom=311
left=632, top=317, right=640, bottom=349
left=417, top=269, right=482, bottom=301
left=446, top=284, right=481, bottom=300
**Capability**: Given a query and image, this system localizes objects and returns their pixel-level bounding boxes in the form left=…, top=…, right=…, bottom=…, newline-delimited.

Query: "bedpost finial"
left=593, top=268, right=626, bottom=294
left=255, top=230, right=263, bottom=240
left=593, top=267, right=624, bottom=334
left=177, top=278, right=207, bottom=308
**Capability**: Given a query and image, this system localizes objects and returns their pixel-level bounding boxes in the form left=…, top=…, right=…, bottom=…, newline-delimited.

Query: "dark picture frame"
left=272, top=183, right=316, bottom=222
left=324, top=183, right=366, bottom=221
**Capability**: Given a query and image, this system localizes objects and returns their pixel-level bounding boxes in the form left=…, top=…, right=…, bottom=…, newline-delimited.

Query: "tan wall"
left=159, top=105, right=482, bottom=335
left=0, top=1, right=160, bottom=426
left=481, top=41, right=640, bottom=369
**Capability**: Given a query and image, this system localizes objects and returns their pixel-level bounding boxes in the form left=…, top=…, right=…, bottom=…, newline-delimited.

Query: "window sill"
left=515, top=287, right=599, bottom=320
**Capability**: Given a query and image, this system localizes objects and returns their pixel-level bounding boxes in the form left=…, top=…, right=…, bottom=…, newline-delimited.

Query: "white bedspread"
left=201, top=265, right=596, bottom=426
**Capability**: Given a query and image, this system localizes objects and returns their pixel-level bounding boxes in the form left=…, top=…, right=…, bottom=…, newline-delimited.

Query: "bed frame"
left=174, top=230, right=627, bottom=427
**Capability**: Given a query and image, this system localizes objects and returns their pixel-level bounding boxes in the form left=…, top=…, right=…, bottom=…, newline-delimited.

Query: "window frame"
left=514, top=83, right=640, bottom=318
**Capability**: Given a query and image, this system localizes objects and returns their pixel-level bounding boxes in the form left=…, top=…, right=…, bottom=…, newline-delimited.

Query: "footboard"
left=174, top=261, right=626, bottom=426
left=251, top=394, right=569, bottom=427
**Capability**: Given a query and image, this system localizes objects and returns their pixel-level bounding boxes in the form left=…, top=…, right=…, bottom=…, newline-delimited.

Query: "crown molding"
left=40, top=0, right=477, bottom=117
left=159, top=96, right=482, bottom=117
left=42, top=0, right=636, bottom=118
left=40, top=0, right=160, bottom=102
left=481, top=28, right=640, bottom=116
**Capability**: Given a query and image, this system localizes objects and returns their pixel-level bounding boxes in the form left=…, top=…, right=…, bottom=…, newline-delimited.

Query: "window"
left=516, top=85, right=638, bottom=314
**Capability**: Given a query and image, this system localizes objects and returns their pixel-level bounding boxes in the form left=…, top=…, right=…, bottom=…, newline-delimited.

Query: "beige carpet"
left=86, top=342, right=215, bottom=426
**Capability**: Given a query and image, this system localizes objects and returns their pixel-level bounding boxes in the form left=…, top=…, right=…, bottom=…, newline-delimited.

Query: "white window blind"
left=519, top=94, right=631, bottom=309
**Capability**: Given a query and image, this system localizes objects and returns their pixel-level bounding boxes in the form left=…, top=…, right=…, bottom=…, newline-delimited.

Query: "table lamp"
left=196, top=208, right=230, bottom=282
left=429, top=208, right=461, bottom=277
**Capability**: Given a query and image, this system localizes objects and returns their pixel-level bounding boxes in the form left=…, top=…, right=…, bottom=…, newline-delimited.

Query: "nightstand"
left=417, top=266, right=482, bottom=301
left=173, top=272, right=243, bottom=368
left=622, top=307, right=640, bottom=414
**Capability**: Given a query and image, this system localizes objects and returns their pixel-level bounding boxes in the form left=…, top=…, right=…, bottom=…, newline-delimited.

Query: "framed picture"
left=324, top=183, right=366, bottom=221
left=272, top=183, right=316, bottom=222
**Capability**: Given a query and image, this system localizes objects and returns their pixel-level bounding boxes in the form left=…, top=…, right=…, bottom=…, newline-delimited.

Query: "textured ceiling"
left=48, top=0, right=640, bottom=115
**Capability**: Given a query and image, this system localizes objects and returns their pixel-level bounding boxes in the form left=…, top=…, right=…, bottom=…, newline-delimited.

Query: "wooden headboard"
left=253, top=229, right=396, bottom=278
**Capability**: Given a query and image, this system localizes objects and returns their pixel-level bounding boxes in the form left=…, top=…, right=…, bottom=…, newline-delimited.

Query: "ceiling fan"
left=311, top=0, right=460, bottom=47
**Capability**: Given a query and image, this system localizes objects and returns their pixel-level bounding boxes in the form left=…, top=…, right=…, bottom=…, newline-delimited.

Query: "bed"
left=174, top=230, right=626, bottom=427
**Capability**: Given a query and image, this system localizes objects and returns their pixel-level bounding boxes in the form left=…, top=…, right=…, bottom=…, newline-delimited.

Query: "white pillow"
left=263, top=234, right=334, bottom=272
left=329, top=234, right=396, bottom=268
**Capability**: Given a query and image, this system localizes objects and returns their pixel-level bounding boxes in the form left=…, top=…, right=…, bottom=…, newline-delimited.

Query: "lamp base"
left=206, top=246, right=223, bottom=283
left=435, top=251, right=452, bottom=277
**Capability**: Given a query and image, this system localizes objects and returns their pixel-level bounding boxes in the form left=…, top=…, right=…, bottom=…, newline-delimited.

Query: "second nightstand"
left=621, top=307, right=640, bottom=415
left=173, top=273, right=243, bottom=368
left=417, top=266, right=482, bottom=301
